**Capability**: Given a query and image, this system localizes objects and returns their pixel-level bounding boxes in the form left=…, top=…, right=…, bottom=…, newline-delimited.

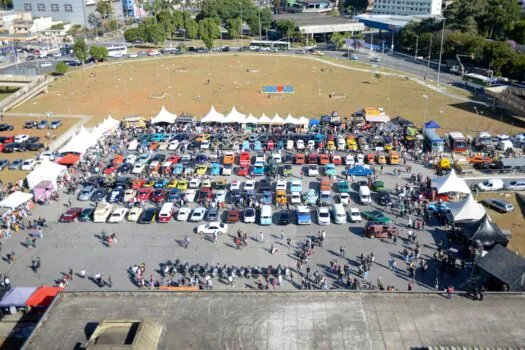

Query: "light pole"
left=424, top=34, right=433, bottom=80
left=369, top=31, right=373, bottom=58
left=423, top=94, right=429, bottom=126
left=436, top=18, right=446, bottom=91
left=414, top=34, right=419, bottom=60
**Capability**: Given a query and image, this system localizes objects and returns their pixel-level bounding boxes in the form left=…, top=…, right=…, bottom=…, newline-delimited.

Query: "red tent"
left=57, top=154, right=80, bottom=166
left=25, top=286, right=62, bottom=307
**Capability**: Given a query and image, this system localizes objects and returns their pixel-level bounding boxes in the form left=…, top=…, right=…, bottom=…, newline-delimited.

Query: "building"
left=355, top=13, right=441, bottom=32
left=372, top=0, right=442, bottom=16
left=518, top=0, right=525, bottom=12
left=122, top=0, right=146, bottom=18
left=12, top=0, right=124, bottom=26
left=274, top=13, right=364, bottom=38
left=0, top=10, right=32, bottom=33
left=11, top=16, right=52, bottom=35
left=287, top=0, right=334, bottom=13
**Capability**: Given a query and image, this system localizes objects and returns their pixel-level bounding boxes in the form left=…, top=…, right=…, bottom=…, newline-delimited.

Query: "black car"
left=26, top=55, right=36, bottom=61
left=23, top=121, right=38, bottom=129
left=86, top=176, right=104, bottom=187
left=27, top=136, right=40, bottom=143
left=78, top=208, right=94, bottom=222
left=152, top=154, right=166, bottom=162
left=230, top=189, right=241, bottom=202
left=119, top=163, right=133, bottom=173
left=90, top=188, right=107, bottom=202
left=279, top=210, right=292, bottom=225
left=3, top=143, right=22, bottom=152
left=23, top=143, right=44, bottom=151
left=0, top=159, right=9, bottom=170
left=377, top=190, right=392, bottom=206
left=139, top=208, right=157, bottom=224
left=257, top=179, right=271, bottom=193
left=0, top=124, right=13, bottom=131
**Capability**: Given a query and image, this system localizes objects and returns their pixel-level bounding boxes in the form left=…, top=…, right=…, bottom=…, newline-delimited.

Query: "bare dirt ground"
left=11, top=55, right=524, bottom=134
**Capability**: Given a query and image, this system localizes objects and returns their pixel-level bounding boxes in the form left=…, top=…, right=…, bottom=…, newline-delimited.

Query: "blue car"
left=314, top=134, right=325, bottom=142
left=296, top=206, right=312, bottom=225
left=254, top=140, right=262, bottom=151
left=242, top=140, right=251, bottom=150
left=167, top=188, right=182, bottom=201
left=154, top=179, right=168, bottom=189
left=325, top=164, right=336, bottom=176
left=172, top=164, right=184, bottom=175
left=211, top=163, right=221, bottom=176
left=195, top=154, right=208, bottom=163
left=346, top=165, right=373, bottom=176
left=261, top=191, right=272, bottom=205
left=252, top=162, right=265, bottom=176
left=427, top=201, right=448, bottom=213
left=151, top=133, right=169, bottom=142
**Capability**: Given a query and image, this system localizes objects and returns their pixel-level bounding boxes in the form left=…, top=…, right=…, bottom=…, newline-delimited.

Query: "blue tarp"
left=309, top=120, right=320, bottom=125
left=0, top=287, right=36, bottom=307
left=424, top=120, right=441, bottom=129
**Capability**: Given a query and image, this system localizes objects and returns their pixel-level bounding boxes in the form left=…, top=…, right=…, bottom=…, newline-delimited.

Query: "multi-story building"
left=518, top=0, right=525, bottom=12
left=12, top=0, right=124, bottom=26
left=372, top=0, right=442, bottom=15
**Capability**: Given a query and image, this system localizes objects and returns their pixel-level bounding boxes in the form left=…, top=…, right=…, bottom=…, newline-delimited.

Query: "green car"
left=325, top=164, right=336, bottom=176
left=283, top=164, right=293, bottom=177
left=337, top=180, right=349, bottom=193
left=362, top=210, right=392, bottom=224
left=372, top=180, right=385, bottom=191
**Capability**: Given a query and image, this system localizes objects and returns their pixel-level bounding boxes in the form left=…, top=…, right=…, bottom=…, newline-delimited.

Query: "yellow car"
left=194, top=134, right=211, bottom=142
left=143, top=180, right=156, bottom=188
left=196, top=165, right=208, bottom=176
left=166, top=179, right=178, bottom=189
left=327, top=140, right=336, bottom=151
left=177, top=180, right=189, bottom=191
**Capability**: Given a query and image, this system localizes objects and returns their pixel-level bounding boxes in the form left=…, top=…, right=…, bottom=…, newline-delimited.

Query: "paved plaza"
left=24, top=292, right=525, bottom=349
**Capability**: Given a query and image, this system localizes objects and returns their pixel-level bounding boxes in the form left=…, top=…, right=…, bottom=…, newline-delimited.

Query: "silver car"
left=483, top=198, right=514, bottom=213
left=9, top=159, right=23, bottom=170
left=78, top=185, right=96, bottom=201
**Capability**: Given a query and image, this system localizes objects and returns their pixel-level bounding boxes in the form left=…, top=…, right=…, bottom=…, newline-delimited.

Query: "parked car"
left=37, top=120, right=48, bottom=129
left=190, top=207, right=206, bottom=222
left=48, top=120, right=62, bottom=129
left=206, top=207, right=219, bottom=221
left=505, top=180, right=525, bottom=191
left=362, top=210, right=392, bottom=223
left=20, top=158, right=36, bottom=170
left=59, top=207, right=83, bottom=222
left=365, top=222, right=399, bottom=238
left=197, top=221, right=228, bottom=235
left=78, top=208, right=94, bottom=222
left=476, top=179, right=504, bottom=192
left=0, top=124, right=14, bottom=131
left=177, top=207, right=191, bottom=221
left=349, top=208, right=361, bottom=222
left=108, top=208, right=128, bottom=223
left=0, top=159, right=9, bottom=170
left=9, top=158, right=23, bottom=170
left=139, top=208, right=157, bottom=223
left=482, top=198, right=514, bottom=213
left=243, top=208, right=256, bottom=223
left=78, top=185, right=96, bottom=201
left=127, top=207, right=143, bottom=222
left=317, top=207, right=331, bottom=225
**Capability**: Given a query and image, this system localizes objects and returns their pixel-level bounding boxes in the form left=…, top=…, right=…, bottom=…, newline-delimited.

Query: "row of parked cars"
left=0, top=134, right=45, bottom=153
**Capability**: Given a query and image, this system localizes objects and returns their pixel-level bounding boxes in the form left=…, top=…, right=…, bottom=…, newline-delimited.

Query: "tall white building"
left=518, top=0, right=525, bottom=12
left=372, top=0, right=442, bottom=16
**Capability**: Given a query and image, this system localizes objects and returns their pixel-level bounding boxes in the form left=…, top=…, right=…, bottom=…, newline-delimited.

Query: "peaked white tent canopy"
left=270, top=113, right=284, bottom=125
left=245, top=114, right=258, bottom=124
left=0, top=191, right=33, bottom=209
left=284, top=114, right=298, bottom=124
left=26, top=160, right=68, bottom=190
left=105, top=115, right=120, bottom=130
left=59, top=127, right=96, bottom=154
left=151, top=106, right=177, bottom=124
left=258, top=113, right=271, bottom=124
left=297, top=116, right=309, bottom=126
left=433, top=169, right=471, bottom=194
left=447, top=194, right=486, bottom=223
left=201, top=106, right=225, bottom=123
left=224, top=106, right=246, bottom=123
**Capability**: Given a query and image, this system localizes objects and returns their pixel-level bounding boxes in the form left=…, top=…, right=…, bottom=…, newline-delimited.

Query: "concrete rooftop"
left=23, top=292, right=525, bottom=350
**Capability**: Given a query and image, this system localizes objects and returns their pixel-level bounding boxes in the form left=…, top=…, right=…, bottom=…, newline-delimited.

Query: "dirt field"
left=476, top=192, right=525, bottom=255
left=11, top=55, right=524, bottom=134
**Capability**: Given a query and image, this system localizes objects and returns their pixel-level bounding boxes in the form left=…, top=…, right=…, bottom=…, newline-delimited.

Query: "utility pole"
left=414, top=34, right=419, bottom=60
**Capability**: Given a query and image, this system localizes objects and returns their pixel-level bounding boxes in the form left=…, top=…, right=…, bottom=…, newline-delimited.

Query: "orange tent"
left=57, top=154, right=80, bottom=166
left=25, top=286, right=62, bottom=307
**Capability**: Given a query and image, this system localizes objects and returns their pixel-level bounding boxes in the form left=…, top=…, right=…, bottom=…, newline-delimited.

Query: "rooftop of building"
left=274, top=13, right=358, bottom=26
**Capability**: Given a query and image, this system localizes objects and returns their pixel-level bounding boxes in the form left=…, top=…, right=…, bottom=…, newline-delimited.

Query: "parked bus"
left=250, top=40, right=290, bottom=51
left=462, top=73, right=497, bottom=90
left=447, top=132, right=468, bottom=153
left=423, top=129, right=444, bottom=153
left=106, top=45, right=128, bottom=58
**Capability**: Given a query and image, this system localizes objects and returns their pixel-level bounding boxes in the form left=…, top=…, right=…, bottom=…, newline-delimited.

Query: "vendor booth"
left=447, top=194, right=486, bottom=223
left=25, top=286, right=62, bottom=308
left=201, top=106, right=225, bottom=124
left=475, top=245, right=525, bottom=291
left=33, top=181, right=56, bottom=203
left=26, top=160, right=69, bottom=190
left=0, top=287, right=37, bottom=313
left=433, top=169, right=471, bottom=195
left=151, top=106, right=177, bottom=124
left=0, top=191, right=33, bottom=210
left=463, top=214, right=508, bottom=248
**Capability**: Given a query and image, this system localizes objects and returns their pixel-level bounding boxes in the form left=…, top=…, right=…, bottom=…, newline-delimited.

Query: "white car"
left=356, top=154, right=365, bottom=165
left=189, top=178, right=201, bottom=189
left=125, top=154, right=137, bottom=164
left=255, top=153, right=266, bottom=163
left=184, top=189, right=196, bottom=203
left=271, top=153, right=282, bottom=163
left=214, top=190, right=227, bottom=203
left=296, top=140, right=305, bottom=150
left=21, top=159, right=36, bottom=170
left=123, top=189, right=136, bottom=203
left=505, top=180, right=525, bottom=191
left=243, top=208, right=256, bottom=223
left=244, top=180, right=255, bottom=191
left=345, top=155, right=355, bottom=166
left=168, top=140, right=179, bottom=150
left=291, top=192, right=301, bottom=204
left=290, top=179, right=302, bottom=193
left=276, top=180, right=287, bottom=191
left=177, top=207, right=191, bottom=221
left=40, top=61, right=52, bottom=68
left=230, top=180, right=241, bottom=191
left=340, top=193, right=350, bottom=206
left=308, top=164, right=319, bottom=177
left=249, top=46, right=259, bottom=51
left=108, top=208, right=128, bottom=223
left=132, top=163, right=145, bottom=174
left=200, top=140, right=210, bottom=150
left=38, top=151, right=56, bottom=161
left=14, top=134, right=29, bottom=143
left=190, top=207, right=206, bottom=222
left=127, top=207, right=143, bottom=222
left=197, top=221, right=228, bottom=235
left=317, top=207, right=331, bottom=225
left=476, top=179, right=504, bottom=192
left=349, top=208, right=362, bottom=222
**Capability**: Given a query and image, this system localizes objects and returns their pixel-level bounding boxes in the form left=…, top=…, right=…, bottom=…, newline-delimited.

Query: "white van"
left=332, top=204, right=347, bottom=224
left=286, top=140, right=294, bottom=150
left=359, top=186, right=371, bottom=205
left=476, top=179, right=504, bottom=192
left=132, top=163, right=145, bottom=174
left=158, top=202, right=175, bottom=223
left=260, top=205, right=272, bottom=225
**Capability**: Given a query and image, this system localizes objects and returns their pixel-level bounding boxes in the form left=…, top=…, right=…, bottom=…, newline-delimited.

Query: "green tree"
left=124, top=28, right=144, bottom=42
left=483, top=0, right=521, bottom=39
left=50, top=23, right=64, bottom=30
left=509, top=19, right=525, bottom=44
left=0, top=0, right=12, bottom=10
left=95, top=0, right=113, bottom=20
left=66, top=24, right=82, bottom=36
left=274, top=19, right=299, bottom=41
left=184, top=17, right=198, bottom=39
left=330, top=32, right=346, bottom=49
left=89, top=45, right=109, bottom=62
left=344, top=0, right=368, bottom=14
left=199, top=17, right=220, bottom=50
left=226, top=17, right=241, bottom=38
left=246, top=7, right=272, bottom=37
left=55, top=62, right=69, bottom=75
left=139, top=18, right=167, bottom=43
left=481, top=41, right=514, bottom=75
left=73, top=38, right=88, bottom=63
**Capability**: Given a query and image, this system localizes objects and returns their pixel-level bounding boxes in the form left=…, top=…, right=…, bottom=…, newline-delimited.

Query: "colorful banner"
left=262, top=85, right=295, bottom=94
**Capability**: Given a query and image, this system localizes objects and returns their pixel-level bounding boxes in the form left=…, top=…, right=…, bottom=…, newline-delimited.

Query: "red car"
left=131, top=178, right=145, bottom=189
left=238, top=166, right=249, bottom=176
left=151, top=189, right=166, bottom=203
left=1, top=136, right=14, bottom=144
left=198, top=187, right=212, bottom=202
left=331, top=155, right=342, bottom=165
left=308, top=153, right=318, bottom=164
left=59, top=208, right=83, bottom=222
left=227, top=209, right=240, bottom=223
left=318, top=154, right=329, bottom=165
left=104, top=165, right=117, bottom=175
left=136, top=188, right=153, bottom=201
left=112, top=154, right=124, bottom=165
left=167, top=155, right=180, bottom=164
left=239, top=152, right=251, bottom=166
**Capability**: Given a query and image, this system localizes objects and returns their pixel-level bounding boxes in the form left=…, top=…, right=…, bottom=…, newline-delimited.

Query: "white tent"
left=59, top=127, right=96, bottom=154
left=106, top=115, right=120, bottom=129
left=284, top=114, right=298, bottom=124
left=258, top=113, right=271, bottom=124
left=297, top=116, right=309, bottom=126
left=433, top=169, right=471, bottom=194
left=26, top=160, right=68, bottom=190
left=270, top=113, right=284, bottom=125
left=366, top=114, right=391, bottom=123
left=224, top=106, right=246, bottom=123
left=0, top=191, right=33, bottom=209
left=151, top=106, right=177, bottom=124
left=245, top=114, right=258, bottom=124
left=447, top=194, right=486, bottom=223
left=201, top=106, right=225, bottom=123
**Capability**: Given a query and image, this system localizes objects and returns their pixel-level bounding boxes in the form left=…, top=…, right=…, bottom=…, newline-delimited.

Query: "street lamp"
left=436, top=18, right=446, bottom=91
left=423, top=94, right=429, bottom=126
left=414, top=34, right=419, bottom=60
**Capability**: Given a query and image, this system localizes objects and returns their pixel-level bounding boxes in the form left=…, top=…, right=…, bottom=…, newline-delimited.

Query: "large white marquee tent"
left=433, top=169, right=471, bottom=194
left=447, top=194, right=487, bottom=223
left=201, top=106, right=225, bottom=123
left=150, top=106, right=177, bottom=124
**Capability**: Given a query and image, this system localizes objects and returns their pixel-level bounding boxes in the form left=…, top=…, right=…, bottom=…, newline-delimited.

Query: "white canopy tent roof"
left=258, top=113, right=271, bottom=124
left=59, top=127, right=96, bottom=154
left=284, top=114, right=298, bottom=124
left=201, top=106, right=225, bottom=123
left=270, top=113, right=284, bottom=125
left=26, top=160, right=68, bottom=190
left=151, top=106, right=177, bottom=124
left=447, top=194, right=486, bottom=223
left=365, top=114, right=391, bottom=123
left=297, top=116, right=309, bottom=126
left=0, top=191, right=33, bottom=209
left=224, top=106, right=246, bottom=123
left=433, top=169, right=471, bottom=194
left=245, top=114, right=258, bottom=124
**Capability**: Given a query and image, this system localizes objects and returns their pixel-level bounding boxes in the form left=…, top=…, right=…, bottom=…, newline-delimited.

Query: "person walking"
left=259, top=231, right=264, bottom=242
left=339, top=245, right=345, bottom=258
left=80, top=269, right=86, bottom=279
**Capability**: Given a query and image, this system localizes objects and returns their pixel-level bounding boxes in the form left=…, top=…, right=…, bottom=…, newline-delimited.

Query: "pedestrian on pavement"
left=107, top=274, right=113, bottom=288
left=408, top=281, right=413, bottom=291
left=184, top=235, right=190, bottom=249
left=340, top=245, right=345, bottom=258
left=280, top=229, right=284, bottom=240
left=80, top=269, right=86, bottom=279
left=259, top=231, right=264, bottom=242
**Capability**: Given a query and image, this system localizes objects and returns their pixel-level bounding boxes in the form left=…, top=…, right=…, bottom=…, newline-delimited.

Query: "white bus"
left=106, top=45, right=128, bottom=58
left=462, top=73, right=497, bottom=90
left=250, top=40, right=290, bottom=51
